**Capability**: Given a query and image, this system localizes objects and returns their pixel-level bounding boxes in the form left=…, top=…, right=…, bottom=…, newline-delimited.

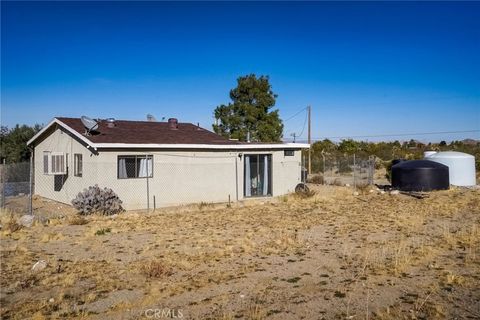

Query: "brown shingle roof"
left=57, top=117, right=236, bottom=145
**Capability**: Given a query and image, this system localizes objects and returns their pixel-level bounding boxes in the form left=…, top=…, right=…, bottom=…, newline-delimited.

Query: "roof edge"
left=27, top=118, right=310, bottom=150
left=94, top=143, right=310, bottom=150
left=27, top=117, right=95, bottom=148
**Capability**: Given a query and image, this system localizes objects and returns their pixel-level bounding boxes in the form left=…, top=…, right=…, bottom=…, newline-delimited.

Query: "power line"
left=296, top=109, right=309, bottom=138
left=284, top=129, right=480, bottom=142
left=283, top=107, right=308, bottom=122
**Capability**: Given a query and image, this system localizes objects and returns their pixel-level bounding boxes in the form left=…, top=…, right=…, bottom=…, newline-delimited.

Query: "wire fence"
left=0, top=161, right=32, bottom=215
left=1, top=153, right=377, bottom=215
left=307, top=153, right=376, bottom=187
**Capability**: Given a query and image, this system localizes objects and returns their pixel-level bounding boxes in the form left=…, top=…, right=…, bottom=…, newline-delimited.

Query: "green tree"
left=213, top=74, right=283, bottom=142
left=338, top=139, right=360, bottom=155
left=0, top=124, right=42, bottom=163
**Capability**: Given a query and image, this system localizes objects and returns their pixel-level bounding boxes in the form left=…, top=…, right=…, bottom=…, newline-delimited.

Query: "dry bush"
left=307, top=174, right=324, bottom=184
left=198, top=202, right=213, bottom=210
left=5, top=215, right=22, bottom=233
left=68, top=215, right=88, bottom=225
left=294, top=189, right=316, bottom=199
left=332, top=178, right=343, bottom=186
left=356, top=183, right=371, bottom=194
left=141, top=260, right=171, bottom=278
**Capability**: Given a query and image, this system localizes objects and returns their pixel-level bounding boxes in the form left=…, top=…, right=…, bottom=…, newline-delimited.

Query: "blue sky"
left=1, top=1, right=479, bottom=142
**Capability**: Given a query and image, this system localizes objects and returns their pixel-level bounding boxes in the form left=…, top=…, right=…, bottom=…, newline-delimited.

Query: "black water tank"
left=391, top=159, right=406, bottom=166
left=392, top=160, right=449, bottom=191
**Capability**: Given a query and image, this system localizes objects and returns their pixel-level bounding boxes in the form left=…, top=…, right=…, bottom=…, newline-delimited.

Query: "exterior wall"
left=34, top=127, right=303, bottom=210
left=34, top=126, right=98, bottom=206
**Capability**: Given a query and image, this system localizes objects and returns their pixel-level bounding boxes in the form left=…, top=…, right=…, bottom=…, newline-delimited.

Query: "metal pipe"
left=29, top=147, right=34, bottom=215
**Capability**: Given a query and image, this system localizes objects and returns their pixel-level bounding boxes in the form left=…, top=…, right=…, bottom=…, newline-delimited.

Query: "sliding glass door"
left=244, top=154, right=272, bottom=197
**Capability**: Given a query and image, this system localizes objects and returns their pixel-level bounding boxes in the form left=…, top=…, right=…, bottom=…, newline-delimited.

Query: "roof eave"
left=94, top=143, right=310, bottom=150
left=27, top=118, right=310, bottom=150
left=27, top=117, right=96, bottom=149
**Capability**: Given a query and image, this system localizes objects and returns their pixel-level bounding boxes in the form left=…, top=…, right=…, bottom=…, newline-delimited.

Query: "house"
left=27, top=117, right=309, bottom=210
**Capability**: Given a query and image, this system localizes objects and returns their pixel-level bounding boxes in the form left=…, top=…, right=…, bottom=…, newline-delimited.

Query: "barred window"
left=51, top=152, right=66, bottom=174
left=74, top=154, right=83, bottom=177
left=43, top=152, right=67, bottom=175
left=43, top=151, right=50, bottom=174
left=118, top=155, right=153, bottom=179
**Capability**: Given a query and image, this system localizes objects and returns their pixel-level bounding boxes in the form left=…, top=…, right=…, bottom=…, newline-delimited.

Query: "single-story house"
left=27, top=117, right=309, bottom=210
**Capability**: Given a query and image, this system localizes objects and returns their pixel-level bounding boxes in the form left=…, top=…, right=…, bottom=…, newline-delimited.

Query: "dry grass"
left=68, top=215, right=88, bottom=225
left=1, top=186, right=479, bottom=319
left=140, top=260, right=172, bottom=278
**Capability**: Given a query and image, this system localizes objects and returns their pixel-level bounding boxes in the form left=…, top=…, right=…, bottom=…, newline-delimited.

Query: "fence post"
left=146, top=155, right=150, bottom=212
left=353, top=153, right=356, bottom=189
left=322, top=153, right=326, bottom=185
left=29, top=153, right=34, bottom=215
left=0, top=159, right=5, bottom=209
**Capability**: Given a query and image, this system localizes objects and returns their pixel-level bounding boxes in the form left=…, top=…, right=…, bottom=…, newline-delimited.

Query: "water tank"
left=425, top=151, right=476, bottom=186
left=424, top=151, right=437, bottom=158
left=392, top=160, right=449, bottom=191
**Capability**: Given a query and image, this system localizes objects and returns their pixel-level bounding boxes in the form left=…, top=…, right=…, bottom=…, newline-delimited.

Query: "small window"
left=118, top=155, right=153, bottom=179
left=74, top=154, right=83, bottom=177
left=284, top=150, right=295, bottom=156
left=50, top=152, right=67, bottom=175
left=43, top=151, right=50, bottom=174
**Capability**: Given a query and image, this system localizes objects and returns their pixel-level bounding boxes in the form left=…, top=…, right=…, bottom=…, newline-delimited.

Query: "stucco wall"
left=34, top=127, right=303, bottom=210
left=34, top=126, right=99, bottom=206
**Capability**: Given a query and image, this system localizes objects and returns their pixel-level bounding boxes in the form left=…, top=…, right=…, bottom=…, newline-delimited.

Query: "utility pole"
left=307, top=105, right=312, bottom=174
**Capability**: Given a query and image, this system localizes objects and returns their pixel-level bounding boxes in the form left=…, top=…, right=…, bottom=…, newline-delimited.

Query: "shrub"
left=68, top=215, right=88, bottom=225
left=332, top=178, right=343, bottom=186
left=307, top=174, right=324, bottom=185
left=5, top=216, right=22, bottom=233
left=71, top=185, right=124, bottom=215
left=95, top=227, right=111, bottom=236
left=141, top=260, right=171, bottom=278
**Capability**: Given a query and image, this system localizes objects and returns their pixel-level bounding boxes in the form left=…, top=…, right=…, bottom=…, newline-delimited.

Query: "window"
left=43, top=152, right=67, bottom=175
left=43, top=151, right=50, bottom=174
left=74, top=154, right=83, bottom=177
left=118, top=155, right=153, bottom=179
left=284, top=150, right=295, bottom=156
left=51, top=152, right=67, bottom=174
left=244, top=154, right=272, bottom=197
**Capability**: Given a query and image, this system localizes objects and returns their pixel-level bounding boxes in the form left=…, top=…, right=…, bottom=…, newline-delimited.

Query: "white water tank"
left=424, top=151, right=438, bottom=158
left=425, top=151, right=476, bottom=186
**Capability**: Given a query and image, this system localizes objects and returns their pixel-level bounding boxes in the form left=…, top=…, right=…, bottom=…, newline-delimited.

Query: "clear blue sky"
left=1, top=1, right=479, bottom=142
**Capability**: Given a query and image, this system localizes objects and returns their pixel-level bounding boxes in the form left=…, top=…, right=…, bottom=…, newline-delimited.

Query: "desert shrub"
left=141, top=260, right=171, bottom=278
left=332, top=178, right=343, bottom=186
left=356, top=183, right=371, bottom=194
left=71, top=185, right=124, bottom=215
left=307, top=174, right=324, bottom=185
left=5, top=216, right=22, bottom=233
left=95, top=227, right=111, bottom=236
left=68, top=215, right=88, bottom=225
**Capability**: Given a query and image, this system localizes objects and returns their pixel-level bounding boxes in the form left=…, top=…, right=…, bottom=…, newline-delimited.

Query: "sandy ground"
left=1, top=185, right=479, bottom=320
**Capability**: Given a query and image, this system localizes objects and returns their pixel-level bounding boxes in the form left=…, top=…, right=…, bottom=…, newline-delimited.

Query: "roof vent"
left=168, top=118, right=178, bottom=130
left=147, top=114, right=156, bottom=122
left=106, top=118, right=116, bottom=128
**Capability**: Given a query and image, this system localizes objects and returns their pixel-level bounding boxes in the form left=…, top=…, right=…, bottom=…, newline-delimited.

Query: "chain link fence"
left=0, top=161, right=32, bottom=215
left=307, top=153, right=376, bottom=187
left=1, top=152, right=377, bottom=215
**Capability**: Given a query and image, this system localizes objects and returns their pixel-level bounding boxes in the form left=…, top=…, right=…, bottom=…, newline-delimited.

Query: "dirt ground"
left=1, top=185, right=479, bottom=319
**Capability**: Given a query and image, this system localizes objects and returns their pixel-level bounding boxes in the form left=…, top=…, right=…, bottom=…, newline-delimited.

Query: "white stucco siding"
left=271, top=151, right=302, bottom=196
left=33, top=126, right=304, bottom=210
left=95, top=150, right=240, bottom=209
left=33, top=126, right=98, bottom=206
